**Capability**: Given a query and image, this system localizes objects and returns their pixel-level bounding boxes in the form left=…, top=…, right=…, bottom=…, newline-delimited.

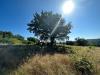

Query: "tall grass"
left=0, top=45, right=99, bottom=75
left=10, top=54, right=75, bottom=75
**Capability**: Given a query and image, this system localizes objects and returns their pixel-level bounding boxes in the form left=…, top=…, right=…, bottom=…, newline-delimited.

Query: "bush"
left=75, top=38, right=88, bottom=46
left=66, top=41, right=75, bottom=45
left=56, top=46, right=74, bottom=54
left=74, top=58, right=94, bottom=75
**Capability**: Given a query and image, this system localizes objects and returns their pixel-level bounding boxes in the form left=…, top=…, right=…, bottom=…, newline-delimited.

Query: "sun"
left=62, top=0, right=75, bottom=15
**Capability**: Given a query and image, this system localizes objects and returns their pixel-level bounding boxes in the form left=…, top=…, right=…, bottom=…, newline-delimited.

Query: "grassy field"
left=0, top=45, right=100, bottom=75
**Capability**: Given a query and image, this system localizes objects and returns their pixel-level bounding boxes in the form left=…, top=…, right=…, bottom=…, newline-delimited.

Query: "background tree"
left=27, top=37, right=39, bottom=44
left=27, top=11, right=72, bottom=46
left=75, top=37, right=88, bottom=46
left=0, top=31, right=13, bottom=38
left=66, top=41, right=75, bottom=45
left=14, top=34, right=24, bottom=40
left=0, top=31, right=25, bottom=44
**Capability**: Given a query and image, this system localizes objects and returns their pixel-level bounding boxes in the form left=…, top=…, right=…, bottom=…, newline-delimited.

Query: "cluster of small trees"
left=0, top=31, right=13, bottom=38
left=66, top=38, right=88, bottom=46
left=0, top=31, right=24, bottom=39
left=66, top=37, right=100, bottom=46
left=26, top=37, right=39, bottom=44
left=0, top=31, right=39, bottom=45
left=75, top=37, right=88, bottom=46
left=0, top=31, right=24, bottom=44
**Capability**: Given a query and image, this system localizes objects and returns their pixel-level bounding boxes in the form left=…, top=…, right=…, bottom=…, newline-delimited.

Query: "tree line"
left=0, top=31, right=38, bottom=45
left=66, top=37, right=100, bottom=46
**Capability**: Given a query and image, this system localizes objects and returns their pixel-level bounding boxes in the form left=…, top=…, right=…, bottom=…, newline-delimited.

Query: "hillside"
left=0, top=31, right=25, bottom=44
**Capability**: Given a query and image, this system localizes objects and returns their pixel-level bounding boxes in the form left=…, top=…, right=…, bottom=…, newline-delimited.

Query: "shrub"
left=75, top=38, right=88, bottom=46
left=56, top=46, right=74, bottom=54
left=74, top=58, right=94, bottom=75
left=66, top=41, right=75, bottom=45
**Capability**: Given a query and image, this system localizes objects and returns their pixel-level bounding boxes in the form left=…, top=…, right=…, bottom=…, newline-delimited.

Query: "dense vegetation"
left=0, top=45, right=99, bottom=75
left=0, top=31, right=99, bottom=46
left=0, top=31, right=38, bottom=45
left=66, top=38, right=100, bottom=47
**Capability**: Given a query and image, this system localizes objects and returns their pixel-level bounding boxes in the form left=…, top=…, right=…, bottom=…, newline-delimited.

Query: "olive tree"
left=27, top=11, right=72, bottom=46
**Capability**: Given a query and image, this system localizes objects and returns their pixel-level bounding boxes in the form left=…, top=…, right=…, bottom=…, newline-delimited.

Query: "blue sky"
left=0, top=0, right=100, bottom=40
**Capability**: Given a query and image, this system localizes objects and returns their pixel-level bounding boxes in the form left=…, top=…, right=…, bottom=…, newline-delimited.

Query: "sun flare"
left=62, top=0, right=75, bottom=15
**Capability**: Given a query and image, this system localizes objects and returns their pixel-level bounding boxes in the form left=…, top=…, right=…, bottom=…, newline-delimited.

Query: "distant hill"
left=0, top=31, right=25, bottom=44
left=0, top=31, right=38, bottom=45
left=87, top=38, right=100, bottom=46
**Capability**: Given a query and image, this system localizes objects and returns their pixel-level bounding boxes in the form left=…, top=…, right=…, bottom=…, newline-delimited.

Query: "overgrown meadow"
left=0, top=45, right=99, bottom=75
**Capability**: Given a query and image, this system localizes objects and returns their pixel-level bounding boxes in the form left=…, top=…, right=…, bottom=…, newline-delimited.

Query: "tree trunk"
left=50, top=37, right=55, bottom=46
left=2, top=32, right=6, bottom=38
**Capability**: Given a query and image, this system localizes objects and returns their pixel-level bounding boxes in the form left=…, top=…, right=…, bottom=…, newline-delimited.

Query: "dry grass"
left=10, top=54, right=75, bottom=75
left=8, top=46, right=100, bottom=75
left=69, top=46, right=100, bottom=75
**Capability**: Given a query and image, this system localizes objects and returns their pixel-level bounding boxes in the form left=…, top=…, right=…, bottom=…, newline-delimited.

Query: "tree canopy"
left=27, top=11, right=72, bottom=45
